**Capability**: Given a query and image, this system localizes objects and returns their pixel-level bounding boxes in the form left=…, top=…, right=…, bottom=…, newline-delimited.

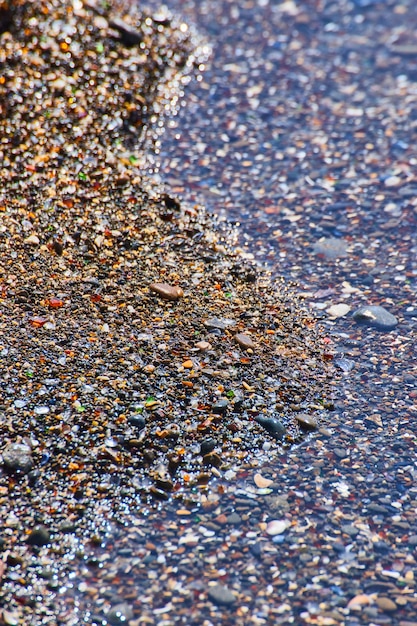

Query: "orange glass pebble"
left=47, top=297, right=64, bottom=308
left=29, top=316, right=48, bottom=328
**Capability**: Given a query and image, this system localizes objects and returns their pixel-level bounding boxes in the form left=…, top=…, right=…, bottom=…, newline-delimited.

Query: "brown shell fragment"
left=149, top=282, right=184, bottom=300
left=235, top=333, right=256, bottom=350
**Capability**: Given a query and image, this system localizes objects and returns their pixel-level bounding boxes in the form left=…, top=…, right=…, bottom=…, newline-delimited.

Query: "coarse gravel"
left=1, top=0, right=417, bottom=625
left=0, top=2, right=341, bottom=625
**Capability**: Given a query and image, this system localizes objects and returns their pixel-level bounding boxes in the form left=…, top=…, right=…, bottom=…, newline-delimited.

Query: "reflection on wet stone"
left=353, top=305, right=398, bottom=331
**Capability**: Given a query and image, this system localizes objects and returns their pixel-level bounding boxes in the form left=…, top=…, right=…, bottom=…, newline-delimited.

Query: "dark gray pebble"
left=200, top=437, right=217, bottom=455
left=407, top=535, right=417, bottom=546
left=250, top=542, right=262, bottom=558
left=255, top=416, right=286, bottom=438
left=106, top=603, right=134, bottom=626
left=27, top=469, right=41, bottom=486
left=364, top=581, right=396, bottom=594
left=127, top=414, right=146, bottom=430
left=208, top=583, right=236, bottom=606
left=227, top=512, right=242, bottom=525
left=373, top=541, right=391, bottom=554
left=27, top=526, right=50, bottom=547
left=333, top=448, right=348, bottom=459
left=2, top=442, right=33, bottom=473
left=353, top=305, right=398, bottom=331
left=366, top=503, right=390, bottom=515
left=207, top=328, right=222, bottom=336
left=234, top=497, right=259, bottom=508
left=332, top=541, right=346, bottom=554
left=341, top=524, right=359, bottom=537
left=212, top=399, right=229, bottom=414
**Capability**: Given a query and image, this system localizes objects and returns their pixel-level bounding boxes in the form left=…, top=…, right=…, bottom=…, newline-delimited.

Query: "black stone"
left=212, top=399, right=229, bottom=414
left=200, top=438, right=216, bottom=455
left=27, top=469, right=41, bottom=486
left=128, top=414, right=146, bottom=430
left=27, top=526, right=51, bottom=547
left=255, top=415, right=286, bottom=438
left=250, top=542, right=262, bottom=558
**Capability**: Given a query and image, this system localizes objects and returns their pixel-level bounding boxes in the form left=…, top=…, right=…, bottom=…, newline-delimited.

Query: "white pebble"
left=326, top=303, right=351, bottom=318
left=266, top=520, right=288, bottom=536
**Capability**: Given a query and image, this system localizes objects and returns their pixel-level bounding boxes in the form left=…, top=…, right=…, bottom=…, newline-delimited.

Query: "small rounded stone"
left=2, top=443, right=33, bottom=474
left=149, top=282, right=184, bottom=300
left=195, top=341, right=212, bottom=351
left=127, top=414, right=146, bottom=430
left=212, top=399, right=229, bottom=414
left=266, top=520, right=288, bottom=536
left=353, top=305, right=398, bottom=331
left=200, top=437, right=217, bottom=455
left=27, top=526, right=51, bottom=547
left=327, top=303, right=351, bottom=318
left=208, top=583, right=236, bottom=606
left=255, top=415, right=286, bottom=438
left=235, top=333, right=256, bottom=350
left=375, top=597, right=397, bottom=612
left=295, top=413, right=318, bottom=431
left=107, top=603, right=134, bottom=626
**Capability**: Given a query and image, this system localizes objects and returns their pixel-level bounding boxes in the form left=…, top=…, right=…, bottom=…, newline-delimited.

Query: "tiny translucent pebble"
left=34, top=406, right=50, bottom=415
